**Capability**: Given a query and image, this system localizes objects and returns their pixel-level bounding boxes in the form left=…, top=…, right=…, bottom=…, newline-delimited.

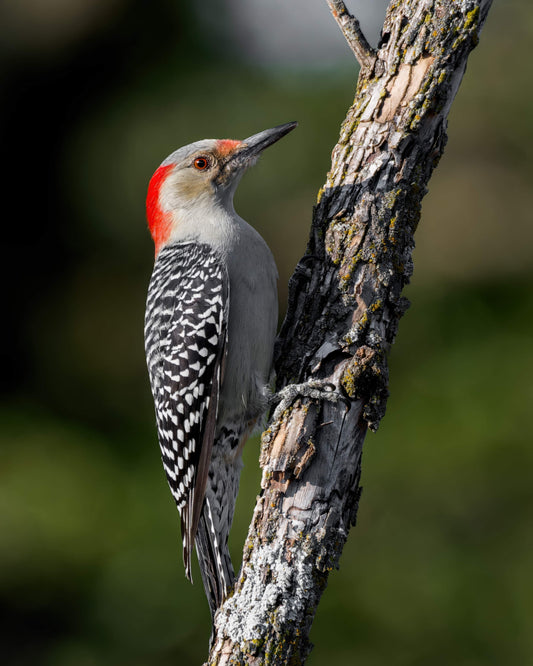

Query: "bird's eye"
left=193, top=156, right=209, bottom=170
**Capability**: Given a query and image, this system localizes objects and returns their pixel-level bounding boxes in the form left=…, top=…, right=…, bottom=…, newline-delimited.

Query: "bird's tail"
left=194, top=425, right=245, bottom=618
left=195, top=496, right=235, bottom=618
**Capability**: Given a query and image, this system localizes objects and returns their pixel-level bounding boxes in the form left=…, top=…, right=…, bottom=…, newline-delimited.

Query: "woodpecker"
left=144, top=122, right=297, bottom=618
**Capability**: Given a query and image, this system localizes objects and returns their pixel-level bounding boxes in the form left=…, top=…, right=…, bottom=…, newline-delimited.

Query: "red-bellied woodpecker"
left=144, top=122, right=297, bottom=619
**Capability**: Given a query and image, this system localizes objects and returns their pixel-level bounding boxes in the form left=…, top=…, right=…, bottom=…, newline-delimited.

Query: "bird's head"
left=146, top=121, right=297, bottom=255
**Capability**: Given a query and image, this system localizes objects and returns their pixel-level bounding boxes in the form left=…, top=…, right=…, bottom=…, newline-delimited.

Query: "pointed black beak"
left=242, top=121, right=298, bottom=155
left=227, top=122, right=298, bottom=169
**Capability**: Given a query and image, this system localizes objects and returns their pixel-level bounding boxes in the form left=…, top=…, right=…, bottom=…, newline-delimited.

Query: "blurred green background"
left=1, top=1, right=532, bottom=664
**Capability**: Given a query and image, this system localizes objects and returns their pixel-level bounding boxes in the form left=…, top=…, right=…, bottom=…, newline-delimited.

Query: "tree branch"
left=326, top=0, right=377, bottom=70
left=207, top=0, right=493, bottom=664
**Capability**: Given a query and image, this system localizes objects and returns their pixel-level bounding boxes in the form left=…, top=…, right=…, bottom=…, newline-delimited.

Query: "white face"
left=160, top=139, right=249, bottom=212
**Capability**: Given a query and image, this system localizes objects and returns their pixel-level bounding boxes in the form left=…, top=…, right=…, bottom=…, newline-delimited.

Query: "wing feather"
left=145, top=242, right=228, bottom=580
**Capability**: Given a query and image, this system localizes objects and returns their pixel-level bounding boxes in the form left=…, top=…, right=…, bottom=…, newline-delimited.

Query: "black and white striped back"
left=144, top=241, right=228, bottom=573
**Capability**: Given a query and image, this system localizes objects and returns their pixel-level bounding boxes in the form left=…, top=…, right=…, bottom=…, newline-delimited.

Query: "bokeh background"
left=1, top=0, right=532, bottom=664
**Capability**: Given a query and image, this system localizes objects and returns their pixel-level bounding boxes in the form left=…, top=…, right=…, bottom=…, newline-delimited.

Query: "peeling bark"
left=207, top=1, right=493, bottom=664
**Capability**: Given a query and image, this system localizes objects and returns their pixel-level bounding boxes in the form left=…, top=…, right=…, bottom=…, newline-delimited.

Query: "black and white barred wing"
left=144, top=242, right=228, bottom=580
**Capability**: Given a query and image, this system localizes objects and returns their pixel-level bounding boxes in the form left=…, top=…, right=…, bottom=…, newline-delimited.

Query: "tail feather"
left=189, top=424, right=247, bottom=617
left=195, top=496, right=235, bottom=618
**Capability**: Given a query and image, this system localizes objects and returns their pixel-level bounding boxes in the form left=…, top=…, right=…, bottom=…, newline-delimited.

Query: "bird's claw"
left=269, top=379, right=343, bottom=426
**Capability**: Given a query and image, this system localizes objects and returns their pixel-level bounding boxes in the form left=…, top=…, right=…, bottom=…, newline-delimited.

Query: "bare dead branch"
left=326, top=0, right=377, bottom=70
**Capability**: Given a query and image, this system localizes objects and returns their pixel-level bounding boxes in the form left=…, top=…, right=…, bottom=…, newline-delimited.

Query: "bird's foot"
left=269, top=379, right=344, bottom=426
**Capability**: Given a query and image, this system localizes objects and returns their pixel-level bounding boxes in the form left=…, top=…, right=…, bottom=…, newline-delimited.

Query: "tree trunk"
left=208, top=0, right=493, bottom=663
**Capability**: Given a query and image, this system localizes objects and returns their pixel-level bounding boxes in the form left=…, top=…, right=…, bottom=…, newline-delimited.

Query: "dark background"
left=1, top=1, right=532, bottom=664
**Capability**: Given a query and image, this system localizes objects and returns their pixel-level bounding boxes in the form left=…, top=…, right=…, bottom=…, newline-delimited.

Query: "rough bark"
left=207, top=1, right=493, bottom=663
